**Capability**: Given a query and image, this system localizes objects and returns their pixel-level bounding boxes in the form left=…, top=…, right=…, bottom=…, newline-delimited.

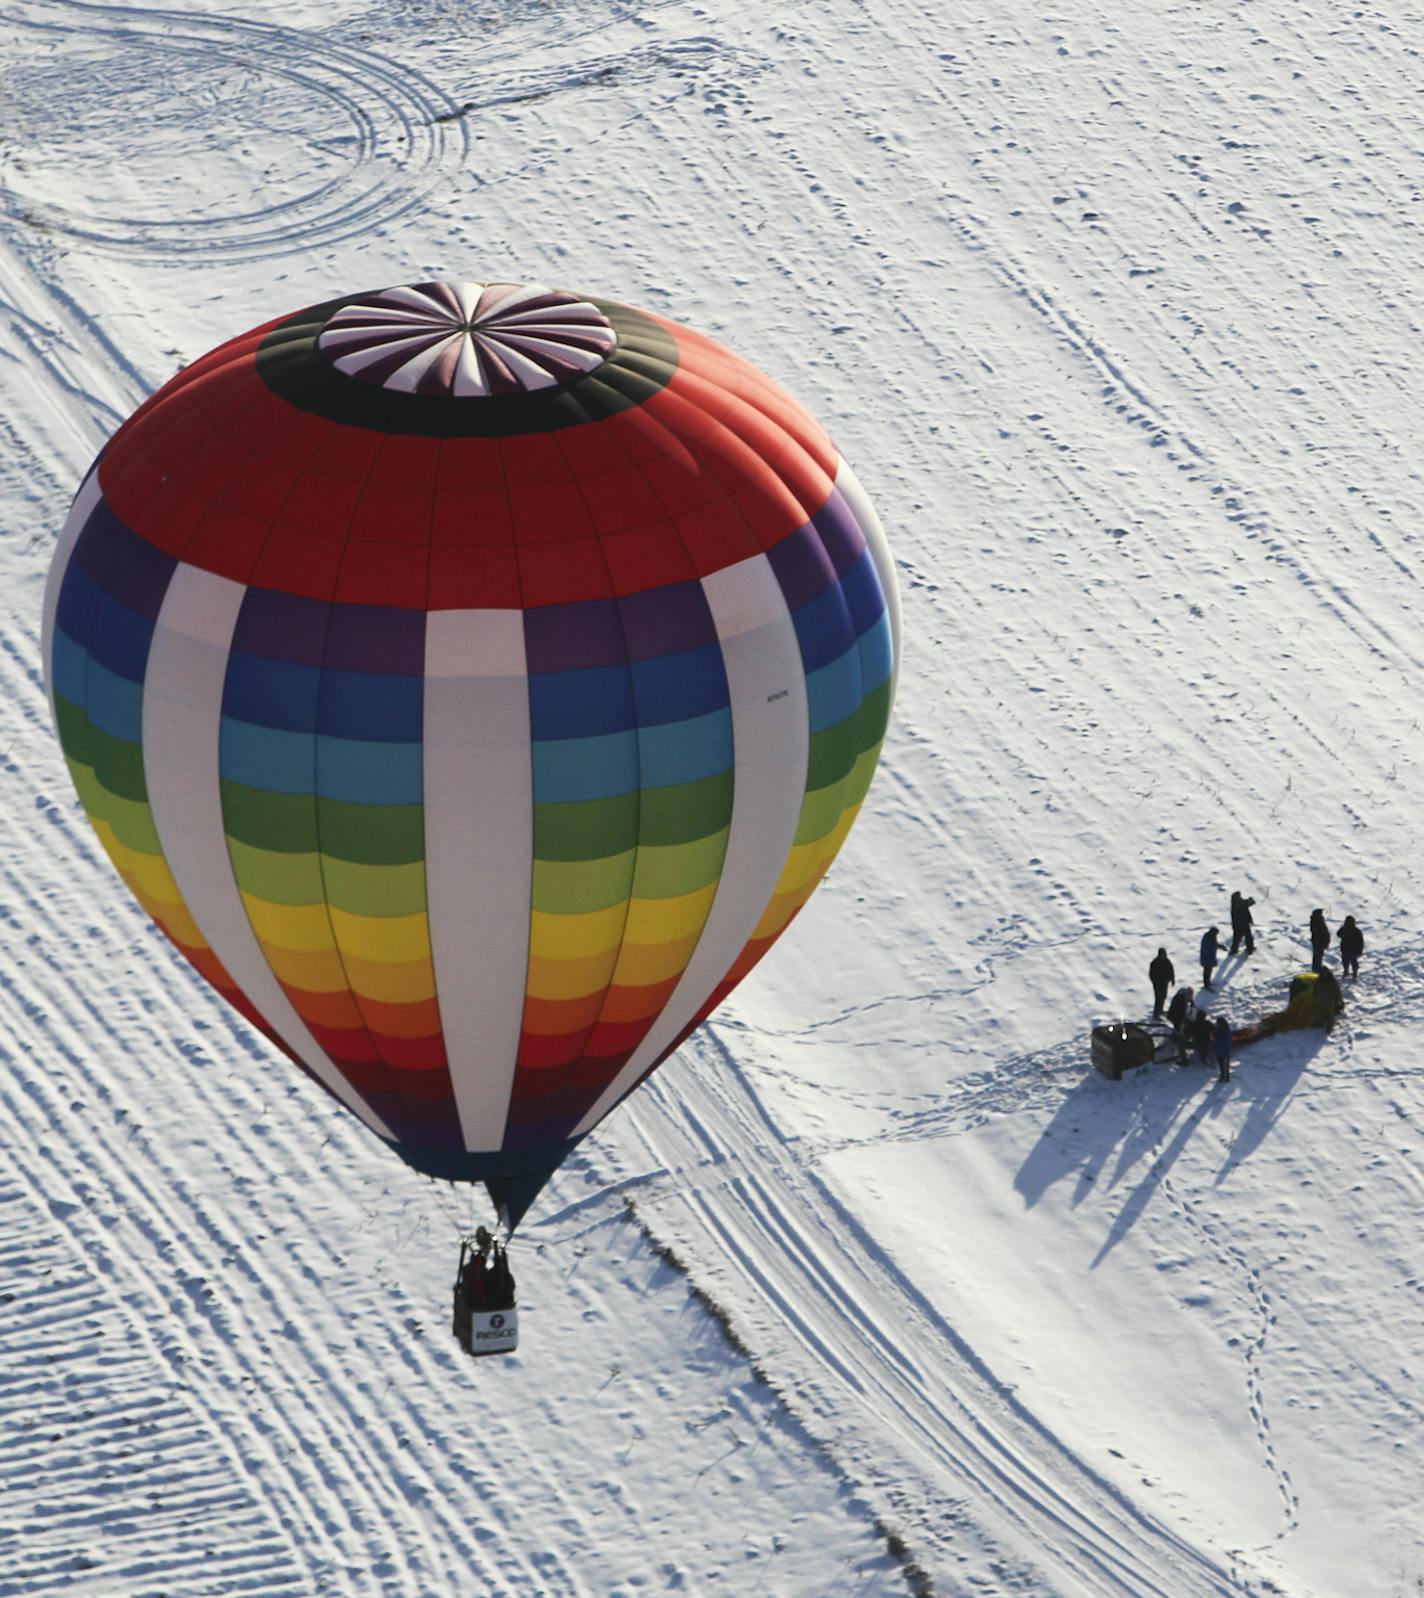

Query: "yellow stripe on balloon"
left=607, top=932, right=702, bottom=988
left=619, top=881, right=718, bottom=946
left=259, top=941, right=352, bottom=993
left=327, top=906, right=433, bottom=965
left=767, top=806, right=858, bottom=904
left=241, top=895, right=339, bottom=953
left=753, top=805, right=861, bottom=938
left=528, top=899, right=630, bottom=962
left=339, top=951, right=438, bottom=1006
left=93, top=819, right=185, bottom=908
left=526, top=948, right=622, bottom=1001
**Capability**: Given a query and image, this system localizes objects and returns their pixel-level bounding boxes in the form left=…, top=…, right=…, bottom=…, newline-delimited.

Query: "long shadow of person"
left=1014, top=1049, right=1208, bottom=1227
left=1014, top=1018, right=1326, bottom=1267
left=1208, top=1028, right=1325, bottom=1181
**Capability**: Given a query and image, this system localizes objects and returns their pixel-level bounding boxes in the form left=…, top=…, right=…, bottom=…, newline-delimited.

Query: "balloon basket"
left=1090, top=1022, right=1156, bottom=1080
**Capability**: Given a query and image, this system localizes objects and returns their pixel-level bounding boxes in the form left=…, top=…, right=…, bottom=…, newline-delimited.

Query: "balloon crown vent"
left=316, top=281, right=617, bottom=398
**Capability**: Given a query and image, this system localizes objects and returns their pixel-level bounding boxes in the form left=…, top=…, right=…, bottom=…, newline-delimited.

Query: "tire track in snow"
left=0, top=229, right=138, bottom=516
left=613, top=1025, right=1251, bottom=1598
left=0, top=1172, right=312, bottom=1597
left=0, top=0, right=469, bottom=263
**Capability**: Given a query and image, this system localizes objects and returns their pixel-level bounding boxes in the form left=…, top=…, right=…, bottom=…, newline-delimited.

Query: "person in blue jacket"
left=1199, top=925, right=1227, bottom=990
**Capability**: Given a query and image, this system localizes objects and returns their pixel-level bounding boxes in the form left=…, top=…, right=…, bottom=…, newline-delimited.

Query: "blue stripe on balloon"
left=54, top=564, right=105, bottom=651
left=83, top=657, right=144, bottom=742
left=529, top=664, right=636, bottom=741
left=316, top=734, right=424, bottom=804
left=840, top=549, right=887, bottom=638
left=317, top=669, right=424, bottom=743
left=804, top=645, right=862, bottom=733
left=857, top=610, right=894, bottom=695
left=791, top=583, right=857, bottom=675
left=87, top=594, right=154, bottom=684
left=629, top=643, right=728, bottom=726
left=638, top=707, right=733, bottom=789
left=219, top=718, right=313, bottom=794
left=532, top=729, right=639, bottom=803
left=223, top=651, right=321, bottom=733
left=50, top=628, right=92, bottom=708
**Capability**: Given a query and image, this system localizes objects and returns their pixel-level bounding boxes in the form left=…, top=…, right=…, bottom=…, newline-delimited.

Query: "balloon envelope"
left=43, top=280, right=900, bottom=1226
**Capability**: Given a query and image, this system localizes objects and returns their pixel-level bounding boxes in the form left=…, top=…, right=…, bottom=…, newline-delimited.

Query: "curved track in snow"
left=0, top=0, right=468, bottom=263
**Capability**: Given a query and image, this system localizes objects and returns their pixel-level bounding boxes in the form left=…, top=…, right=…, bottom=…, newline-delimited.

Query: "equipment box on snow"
left=1091, top=1023, right=1156, bottom=1080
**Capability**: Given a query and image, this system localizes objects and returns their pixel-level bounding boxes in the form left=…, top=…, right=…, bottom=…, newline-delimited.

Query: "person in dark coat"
left=1338, top=915, right=1364, bottom=979
left=1149, top=948, right=1175, bottom=1017
left=1229, top=891, right=1256, bottom=957
left=1166, top=985, right=1195, bottom=1063
left=1213, top=1016, right=1233, bottom=1083
left=1309, top=909, right=1331, bottom=973
left=1188, top=1009, right=1214, bottom=1064
left=1199, top=926, right=1227, bottom=990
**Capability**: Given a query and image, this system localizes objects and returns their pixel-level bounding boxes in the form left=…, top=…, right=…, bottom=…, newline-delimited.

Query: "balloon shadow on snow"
left=1013, top=1024, right=1323, bottom=1267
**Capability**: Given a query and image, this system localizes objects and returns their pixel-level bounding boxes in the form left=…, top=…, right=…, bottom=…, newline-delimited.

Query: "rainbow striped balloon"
left=43, top=281, right=900, bottom=1226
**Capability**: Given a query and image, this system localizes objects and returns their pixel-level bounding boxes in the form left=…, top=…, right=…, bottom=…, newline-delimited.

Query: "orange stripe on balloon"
left=280, top=984, right=367, bottom=1031
left=591, top=975, right=682, bottom=1025
left=352, top=994, right=443, bottom=1040
left=521, top=991, right=608, bottom=1039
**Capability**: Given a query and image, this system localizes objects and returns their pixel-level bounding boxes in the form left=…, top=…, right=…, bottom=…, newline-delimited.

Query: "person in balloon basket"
left=1309, top=909, right=1332, bottom=973
left=1199, top=926, right=1227, bottom=990
left=458, top=1238, right=491, bottom=1311
left=1229, top=891, right=1256, bottom=957
left=1212, top=1016, right=1233, bottom=1084
left=488, top=1243, right=517, bottom=1310
left=1149, top=947, right=1176, bottom=1017
left=1337, top=915, right=1364, bottom=979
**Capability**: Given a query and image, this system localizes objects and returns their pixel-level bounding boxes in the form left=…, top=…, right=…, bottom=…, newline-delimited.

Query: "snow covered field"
left=3, top=1, right=1423, bottom=1593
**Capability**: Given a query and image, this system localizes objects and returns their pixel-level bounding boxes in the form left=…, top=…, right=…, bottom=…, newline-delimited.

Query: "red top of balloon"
left=98, top=278, right=839, bottom=611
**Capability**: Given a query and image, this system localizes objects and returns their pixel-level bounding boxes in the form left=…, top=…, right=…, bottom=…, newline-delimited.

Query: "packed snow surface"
left=2, top=1, right=1422, bottom=1594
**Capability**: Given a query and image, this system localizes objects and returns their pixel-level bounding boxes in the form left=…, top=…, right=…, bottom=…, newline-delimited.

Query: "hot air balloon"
left=42, top=280, right=901, bottom=1261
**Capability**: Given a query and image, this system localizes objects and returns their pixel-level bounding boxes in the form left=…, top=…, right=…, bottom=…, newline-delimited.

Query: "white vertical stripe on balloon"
left=570, top=551, right=810, bottom=1139
left=143, top=564, right=395, bottom=1138
left=41, top=466, right=102, bottom=727
left=423, top=610, right=533, bottom=1152
left=835, top=457, right=902, bottom=686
